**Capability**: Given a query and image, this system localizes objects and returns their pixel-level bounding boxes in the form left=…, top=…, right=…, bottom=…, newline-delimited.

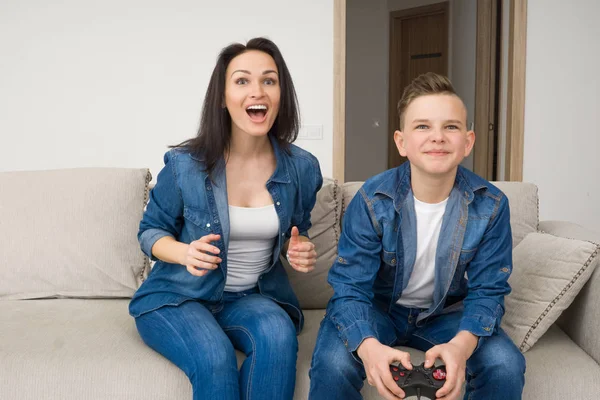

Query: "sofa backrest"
left=0, top=168, right=151, bottom=300
left=285, top=179, right=341, bottom=309
left=491, top=181, right=539, bottom=247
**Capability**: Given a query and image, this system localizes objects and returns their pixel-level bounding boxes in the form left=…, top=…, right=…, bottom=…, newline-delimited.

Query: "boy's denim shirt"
left=327, top=162, right=513, bottom=352
left=129, top=135, right=323, bottom=333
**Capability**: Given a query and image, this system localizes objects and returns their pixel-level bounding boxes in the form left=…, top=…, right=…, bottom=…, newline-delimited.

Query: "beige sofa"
left=1, top=169, right=599, bottom=400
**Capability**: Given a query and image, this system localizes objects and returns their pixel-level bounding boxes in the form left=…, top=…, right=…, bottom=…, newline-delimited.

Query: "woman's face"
left=224, top=50, right=281, bottom=139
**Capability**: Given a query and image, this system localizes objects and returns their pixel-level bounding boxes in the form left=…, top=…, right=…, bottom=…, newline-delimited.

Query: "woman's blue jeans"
left=308, top=304, right=525, bottom=400
left=135, top=288, right=298, bottom=400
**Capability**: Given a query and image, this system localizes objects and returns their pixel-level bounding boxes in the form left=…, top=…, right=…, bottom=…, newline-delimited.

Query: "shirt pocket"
left=183, top=206, right=214, bottom=239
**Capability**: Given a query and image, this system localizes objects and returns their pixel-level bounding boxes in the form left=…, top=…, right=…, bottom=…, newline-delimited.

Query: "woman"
left=129, top=37, right=323, bottom=400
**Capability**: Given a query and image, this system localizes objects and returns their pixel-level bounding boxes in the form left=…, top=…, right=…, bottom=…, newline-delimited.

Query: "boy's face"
left=394, top=94, right=475, bottom=179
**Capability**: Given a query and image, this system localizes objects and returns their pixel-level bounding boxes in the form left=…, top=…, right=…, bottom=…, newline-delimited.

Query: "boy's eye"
left=446, top=125, right=459, bottom=130
left=235, top=77, right=248, bottom=85
left=416, top=124, right=428, bottom=130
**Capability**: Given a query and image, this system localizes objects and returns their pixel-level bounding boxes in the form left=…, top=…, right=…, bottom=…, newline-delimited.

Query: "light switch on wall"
left=298, top=125, right=323, bottom=140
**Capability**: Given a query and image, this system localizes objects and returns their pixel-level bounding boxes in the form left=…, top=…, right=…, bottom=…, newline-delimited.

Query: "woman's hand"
left=286, top=226, right=317, bottom=273
left=181, top=234, right=222, bottom=277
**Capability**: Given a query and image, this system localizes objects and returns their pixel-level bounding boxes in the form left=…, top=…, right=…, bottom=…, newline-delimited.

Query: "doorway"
left=335, top=0, right=527, bottom=183
left=388, top=2, right=449, bottom=170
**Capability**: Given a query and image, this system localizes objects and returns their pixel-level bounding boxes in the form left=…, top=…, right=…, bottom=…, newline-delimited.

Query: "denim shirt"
left=129, top=135, right=323, bottom=333
left=327, top=162, right=513, bottom=351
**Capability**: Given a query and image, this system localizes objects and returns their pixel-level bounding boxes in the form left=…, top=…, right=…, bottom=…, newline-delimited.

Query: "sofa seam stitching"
left=140, top=169, right=152, bottom=282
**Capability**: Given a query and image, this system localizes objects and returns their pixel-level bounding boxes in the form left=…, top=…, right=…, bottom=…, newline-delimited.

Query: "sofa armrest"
left=541, top=220, right=600, bottom=365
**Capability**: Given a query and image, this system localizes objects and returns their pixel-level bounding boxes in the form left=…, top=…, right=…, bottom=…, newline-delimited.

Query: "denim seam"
left=223, top=325, right=256, bottom=400
left=487, top=193, right=503, bottom=224
left=359, top=188, right=383, bottom=237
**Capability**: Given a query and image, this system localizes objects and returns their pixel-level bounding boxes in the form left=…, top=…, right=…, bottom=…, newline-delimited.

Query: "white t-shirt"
left=396, top=196, right=448, bottom=309
left=224, top=204, right=279, bottom=292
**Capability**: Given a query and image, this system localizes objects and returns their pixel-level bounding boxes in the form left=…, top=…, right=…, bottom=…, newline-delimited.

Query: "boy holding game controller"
left=308, top=73, right=525, bottom=400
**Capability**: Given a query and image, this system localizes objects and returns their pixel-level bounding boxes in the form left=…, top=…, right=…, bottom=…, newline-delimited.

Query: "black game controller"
left=389, top=362, right=446, bottom=400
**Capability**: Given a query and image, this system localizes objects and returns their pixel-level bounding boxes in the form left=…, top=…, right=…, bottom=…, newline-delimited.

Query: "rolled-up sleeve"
left=138, top=151, right=184, bottom=261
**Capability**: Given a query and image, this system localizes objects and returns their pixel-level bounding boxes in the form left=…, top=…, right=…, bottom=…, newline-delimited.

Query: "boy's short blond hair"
left=397, top=72, right=457, bottom=130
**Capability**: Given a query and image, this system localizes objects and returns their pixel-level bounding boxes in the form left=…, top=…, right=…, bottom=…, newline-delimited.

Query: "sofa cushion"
left=3, top=301, right=596, bottom=400
left=521, top=324, right=600, bottom=399
left=540, top=220, right=600, bottom=366
left=0, top=299, right=191, bottom=400
left=501, top=232, right=600, bottom=352
left=0, top=168, right=151, bottom=300
left=492, top=181, right=539, bottom=247
left=285, top=179, right=341, bottom=309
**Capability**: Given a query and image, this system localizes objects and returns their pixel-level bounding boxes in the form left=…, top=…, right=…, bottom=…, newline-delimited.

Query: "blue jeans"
left=135, top=288, right=298, bottom=400
left=308, top=304, right=525, bottom=400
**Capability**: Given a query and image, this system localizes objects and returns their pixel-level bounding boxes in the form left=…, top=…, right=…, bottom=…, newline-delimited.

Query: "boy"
left=308, top=73, right=525, bottom=400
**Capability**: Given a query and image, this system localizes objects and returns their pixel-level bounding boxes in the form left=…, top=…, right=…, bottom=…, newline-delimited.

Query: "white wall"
left=523, top=0, right=600, bottom=230
left=0, top=0, right=334, bottom=181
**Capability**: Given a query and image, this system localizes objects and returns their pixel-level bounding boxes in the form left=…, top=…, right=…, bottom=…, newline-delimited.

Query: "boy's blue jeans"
left=309, top=304, right=525, bottom=400
left=135, top=288, right=298, bottom=400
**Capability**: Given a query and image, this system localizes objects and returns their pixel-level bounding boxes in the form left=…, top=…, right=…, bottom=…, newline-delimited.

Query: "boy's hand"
left=286, top=226, right=317, bottom=273
left=357, top=338, right=412, bottom=399
left=424, top=331, right=478, bottom=400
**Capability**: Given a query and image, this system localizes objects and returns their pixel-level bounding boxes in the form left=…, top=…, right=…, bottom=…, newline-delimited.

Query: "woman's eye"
left=235, top=78, right=248, bottom=85
left=264, top=78, right=277, bottom=85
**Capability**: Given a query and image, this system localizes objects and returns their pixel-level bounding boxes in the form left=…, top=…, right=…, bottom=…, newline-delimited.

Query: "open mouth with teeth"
left=246, top=104, right=268, bottom=122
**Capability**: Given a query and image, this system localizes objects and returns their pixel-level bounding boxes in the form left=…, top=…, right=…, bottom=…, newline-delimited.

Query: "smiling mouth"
left=246, top=104, right=268, bottom=122
left=425, top=151, right=450, bottom=156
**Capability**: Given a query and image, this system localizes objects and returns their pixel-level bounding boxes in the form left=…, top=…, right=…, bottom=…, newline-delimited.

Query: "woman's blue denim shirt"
left=327, top=162, right=513, bottom=351
left=129, top=136, right=323, bottom=333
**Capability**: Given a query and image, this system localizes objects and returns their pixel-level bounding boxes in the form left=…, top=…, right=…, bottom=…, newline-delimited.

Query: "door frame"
left=473, top=0, right=498, bottom=180
left=332, top=0, right=527, bottom=182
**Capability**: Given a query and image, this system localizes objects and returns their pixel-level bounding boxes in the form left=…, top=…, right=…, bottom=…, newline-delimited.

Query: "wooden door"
left=388, top=2, right=449, bottom=169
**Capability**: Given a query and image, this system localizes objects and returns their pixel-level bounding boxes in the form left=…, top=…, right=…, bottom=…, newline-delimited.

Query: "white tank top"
left=224, top=204, right=279, bottom=292
left=396, top=196, right=448, bottom=308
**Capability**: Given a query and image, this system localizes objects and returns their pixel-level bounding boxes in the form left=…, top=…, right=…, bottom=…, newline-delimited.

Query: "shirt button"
left=206, top=223, right=211, bottom=228
left=391, top=258, right=396, bottom=265
left=206, top=186, right=212, bottom=191
left=214, top=219, right=218, bottom=223
left=276, top=201, right=280, bottom=206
